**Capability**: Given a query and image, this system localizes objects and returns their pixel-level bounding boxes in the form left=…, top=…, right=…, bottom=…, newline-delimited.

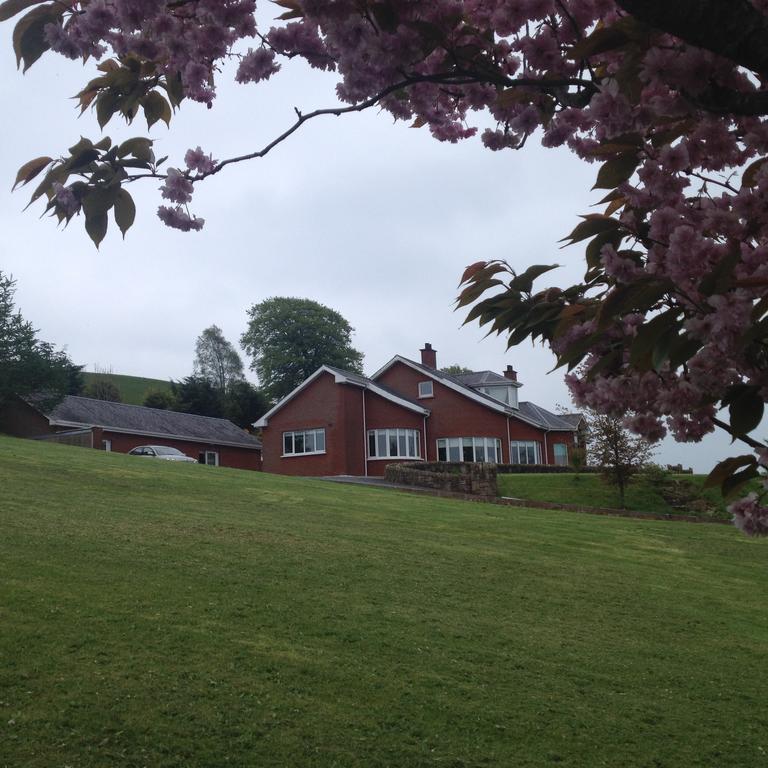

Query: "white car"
left=128, top=445, right=197, bottom=463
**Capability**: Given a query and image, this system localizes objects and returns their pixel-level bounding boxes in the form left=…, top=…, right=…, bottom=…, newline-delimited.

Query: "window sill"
left=367, top=456, right=421, bottom=461
left=281, top=450, right=327, bottom=458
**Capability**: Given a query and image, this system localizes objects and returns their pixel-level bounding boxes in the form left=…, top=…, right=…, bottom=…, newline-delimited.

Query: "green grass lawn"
left=1, top=435, right=767, bottom=767
left=81, top=372, right=172, bottom=405
left=497, top=472, right=734, bottom=520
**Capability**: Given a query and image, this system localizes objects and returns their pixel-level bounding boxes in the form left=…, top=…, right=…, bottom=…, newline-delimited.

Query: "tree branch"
left=615, top=0, right=768, bottom=78
left=193, top=72, right=597, bottom=181
left=713, top=416, right=766, bottom=451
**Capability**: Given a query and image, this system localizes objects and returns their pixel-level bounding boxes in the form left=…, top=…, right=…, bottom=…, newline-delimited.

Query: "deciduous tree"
left=241, top=297, right=363, bottom=401
left=193, top=325, right=245, bottom=395
left=584, top=408, right=655, bottom=509
left=4, top=1, right=768, bottom=531
left=83, top=378, right=122, bottom=402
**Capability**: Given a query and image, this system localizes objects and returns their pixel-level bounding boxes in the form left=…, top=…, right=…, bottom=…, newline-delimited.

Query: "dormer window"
left=418, top=381, right=434, bottom=398
left=478, top=385, right=517, bottom=408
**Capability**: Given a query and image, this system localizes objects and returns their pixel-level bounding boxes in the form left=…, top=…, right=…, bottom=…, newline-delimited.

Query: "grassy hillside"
left=1, top=435, right=767, bottom=767
left=498, top=472, right=733, bottom=520
left=82, top=371, right=172, bottom=405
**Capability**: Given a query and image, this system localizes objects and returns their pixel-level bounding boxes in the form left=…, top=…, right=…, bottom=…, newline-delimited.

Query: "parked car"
left=128, top=445, right=197, bottom=463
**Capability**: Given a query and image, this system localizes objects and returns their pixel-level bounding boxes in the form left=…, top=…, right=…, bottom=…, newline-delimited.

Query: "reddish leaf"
left=12, top=155, right=51, bottom=190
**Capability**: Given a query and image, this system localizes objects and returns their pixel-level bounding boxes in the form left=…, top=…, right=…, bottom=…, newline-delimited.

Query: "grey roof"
left=518, top=402, right=579, bottom=431
left=558, top=412, right=586, bottom=429
left=324, top=365, right=427, bottom=411
left=39, top=396, right=261, bottom=449
left=377, top=356, right=579, bottom=432
left=453, top=370, right=518, bottom=387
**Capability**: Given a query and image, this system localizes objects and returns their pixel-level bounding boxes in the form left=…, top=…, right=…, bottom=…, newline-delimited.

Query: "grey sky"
left=0, top=20, right=757, bottom=473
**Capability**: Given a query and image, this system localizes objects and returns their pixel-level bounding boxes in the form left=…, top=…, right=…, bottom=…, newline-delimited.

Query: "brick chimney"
left=420, top=342, right=437, bottom=369
left=503, top=364, right=518, bottom=382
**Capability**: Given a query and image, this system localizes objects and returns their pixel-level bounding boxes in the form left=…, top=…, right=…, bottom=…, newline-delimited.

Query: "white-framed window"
left=436, top=437, right=502, bottom=463
left=283, top=428, right=326, bottom=456
left=418, top=381, right=434, bottom=398
left=478, top=385, right=518, bottom=408
left=553, top=443, right=568, bottom=466
left=510, top=441, right=541, bottom=464
left=102, top=439, right=112, bottom=452
left=205, top=450, right=219, bottom=466
left=368, top=428, right=421, bottom=459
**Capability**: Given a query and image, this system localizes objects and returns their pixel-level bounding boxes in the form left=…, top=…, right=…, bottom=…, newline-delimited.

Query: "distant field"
left=1, top=435, right=767, bottom=767
left=498, top=472, right=733, bottom=520
left=81, top=371, right=172, bottom=405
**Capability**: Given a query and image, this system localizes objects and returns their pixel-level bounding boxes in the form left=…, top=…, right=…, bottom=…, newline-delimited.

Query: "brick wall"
left=101, top=431, right=261, bottom=470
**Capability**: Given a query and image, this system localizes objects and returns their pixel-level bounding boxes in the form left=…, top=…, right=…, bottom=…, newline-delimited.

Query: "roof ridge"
left=65, top=394, right=238, bottom=424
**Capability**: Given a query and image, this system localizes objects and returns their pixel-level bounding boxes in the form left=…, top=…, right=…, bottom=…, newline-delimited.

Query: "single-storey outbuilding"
left=0, top=394, right=262, bottom=470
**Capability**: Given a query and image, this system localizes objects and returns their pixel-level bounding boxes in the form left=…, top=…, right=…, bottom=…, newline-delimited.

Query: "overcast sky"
left=0, top=16, right=756, bottom=472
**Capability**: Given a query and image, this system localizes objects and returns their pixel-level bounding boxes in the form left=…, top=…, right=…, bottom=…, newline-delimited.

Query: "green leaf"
left=85, top=210, right=108, bottom=249
left=12, top=3, right=60, bottom=71
left=0, top=0, right=45, bottom=22
left=592, top=152, right=639, bottom=190
left=143, top=91, right=172, bottom=129
left=723, top=465, right=760, bottom=499
left=666, top=332, right=701, bottom=370
left=724, top=384, right=765, bottom=438
left=628, top=310, right=681, bottom=370
left=117, top=137, right=154, bottom=163
left=705, top=455, right=758, bottom=489
left=95, top=90, right=122, bottom=129
left=371, top=2, right=399, bottom=32
left=742, top=157, right=768, bottom=188
left=162, top=72, right=184, bottom=108
left=509, top=264, right=559, bottom=294
left=585, top=229, right=623, bottom=269
left=12, top=155, right=51, bottom=190
left=598, top=278, right=670, bottom=328
left=567, top=19, right=638, bottom=60
left=113, top=188, right=136, bottom=238
left=698, top=248, right=741, bottom=296
left=561, top=215, right=621, bottom=245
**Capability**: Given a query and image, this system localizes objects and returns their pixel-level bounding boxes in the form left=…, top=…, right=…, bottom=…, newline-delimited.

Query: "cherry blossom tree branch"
left=193, top=72, right=597, bottom=181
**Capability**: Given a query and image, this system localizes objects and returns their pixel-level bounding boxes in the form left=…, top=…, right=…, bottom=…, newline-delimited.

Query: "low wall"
left=385, top=461, right=497, bottom=496
left=496, top=464, right=602, bottom=474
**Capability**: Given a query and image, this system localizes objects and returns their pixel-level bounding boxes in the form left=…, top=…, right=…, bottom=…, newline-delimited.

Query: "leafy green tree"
left=0, top=272, right=82, bottom=409
left=193, top=325, right=245, bottom=394
left=143, top=388, right=175, bottom=410
left=241, top=297, right=363, bottom=401
left=170, top=376, right=224, bottom=418
left=585, top=408, right=655, bottom=509
left=223, top=380, right=270, bottom=430
left=83, top=379, right=122, bottom=402
left=440, top=365, right=473, bottom=375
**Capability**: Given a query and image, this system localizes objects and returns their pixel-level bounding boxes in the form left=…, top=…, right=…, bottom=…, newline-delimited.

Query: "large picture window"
left=436, top=437, right=501, bottom=463
left=368, top=428, right=421, bottom=459
left=283, top=428, right=326, bottom=456
left=510, top=441, right=540, bottom=464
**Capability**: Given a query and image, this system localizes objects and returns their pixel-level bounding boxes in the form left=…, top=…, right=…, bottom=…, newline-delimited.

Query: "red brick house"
left=0, top=395, right=262, bottom=470
left=255, top=344, right=580, bottom=477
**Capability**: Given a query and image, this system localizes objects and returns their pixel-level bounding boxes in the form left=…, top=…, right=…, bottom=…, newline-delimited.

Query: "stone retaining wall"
left=385, top=461, right=497, bottom=496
